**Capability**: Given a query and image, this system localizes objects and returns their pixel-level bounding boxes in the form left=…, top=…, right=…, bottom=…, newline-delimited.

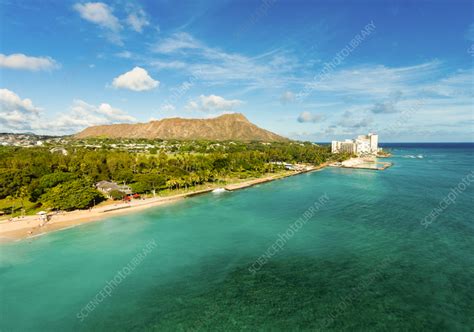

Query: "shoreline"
left=0, top=163, right=327, bottom=243
left=329, top=157, right=393, bottom=171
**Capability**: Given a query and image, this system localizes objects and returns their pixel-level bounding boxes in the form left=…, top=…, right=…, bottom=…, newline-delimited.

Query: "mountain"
left=75, top=113, right=288, bottom=142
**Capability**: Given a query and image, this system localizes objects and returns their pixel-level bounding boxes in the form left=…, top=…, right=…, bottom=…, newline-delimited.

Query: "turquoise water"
left=1, top=144, right=473, bottom=331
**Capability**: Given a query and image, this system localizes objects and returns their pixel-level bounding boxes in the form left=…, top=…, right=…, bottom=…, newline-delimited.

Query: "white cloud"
left=424, top=69, right=474, bottom=98
left=303, top=60, right=441, bottom=98
left=74, top=2, right=123, bottom=45
left=150, top=32, right=298, bottom=89
left=0, top=92, right=137, bottom=134
left=0, top=89, right=42, bottom=131
left=112, top=67, right=159, bottom=91
left=54, top=99, right=136, bottom=133
left=0, top=89, right=39, bottom=114
left=152, top=32, right=202, bottom=53
left=149, top=60, right=186, bottom=70
left=296, top=60, right=473, bottom=139
left=74, top=2, right=121, bottom=31
left=0, top=53, right=59, bottom=71
left=160, top=104, right=175, bottom=112
left=186, top=101, right=199, bottom=110
left=126, top=6, right=150, bottom=33
left=300, top=62, right=472, bottom=116
left=186, top=95, right=243, bottom=112
left=297, top=111, right=324, bottom=123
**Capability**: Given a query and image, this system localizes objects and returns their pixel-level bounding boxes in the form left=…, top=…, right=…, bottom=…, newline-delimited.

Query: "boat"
left=212, top=188, right=227, bottom=193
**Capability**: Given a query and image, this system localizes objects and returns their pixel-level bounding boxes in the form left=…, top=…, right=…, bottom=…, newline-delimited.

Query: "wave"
left=402, top=155, right=424, bottom=159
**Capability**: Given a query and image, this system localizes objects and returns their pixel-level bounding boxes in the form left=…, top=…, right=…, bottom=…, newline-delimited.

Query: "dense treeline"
left=0, top=141, right=345, bottom=213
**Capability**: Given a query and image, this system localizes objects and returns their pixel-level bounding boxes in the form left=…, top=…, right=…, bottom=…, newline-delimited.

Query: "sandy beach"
left=329, top=157, right=392, bottom=170
left=0, top=165, right=323, bottom=243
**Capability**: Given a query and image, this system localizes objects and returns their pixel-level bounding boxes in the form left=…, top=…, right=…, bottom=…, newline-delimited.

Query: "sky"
left=0, top=0, right=473, bottom=142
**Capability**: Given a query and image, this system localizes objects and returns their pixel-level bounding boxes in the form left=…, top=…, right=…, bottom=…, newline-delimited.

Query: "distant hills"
left=75, top=113, right=288, bottom=142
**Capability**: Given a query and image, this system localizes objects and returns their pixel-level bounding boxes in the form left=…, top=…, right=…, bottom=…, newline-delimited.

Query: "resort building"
left=95, top=181, right=132, bottom=198
left=331, top=133, right=379, bottom=156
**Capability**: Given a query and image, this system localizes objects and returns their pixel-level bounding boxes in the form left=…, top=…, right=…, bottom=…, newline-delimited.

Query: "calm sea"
left=0, top=143, right=473, bottom=331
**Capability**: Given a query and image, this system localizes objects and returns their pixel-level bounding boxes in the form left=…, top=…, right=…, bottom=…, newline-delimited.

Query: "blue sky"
left=0, top=0, right=473, bottom=142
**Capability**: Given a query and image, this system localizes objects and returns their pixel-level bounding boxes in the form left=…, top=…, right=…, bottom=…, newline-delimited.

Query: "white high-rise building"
left=331, top=133, right=379, bottom=155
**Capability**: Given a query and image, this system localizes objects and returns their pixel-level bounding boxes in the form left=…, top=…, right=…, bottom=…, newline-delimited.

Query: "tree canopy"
left=0, top=140, right=343, bottom=213
left=40, top=179, right=104, bottom=211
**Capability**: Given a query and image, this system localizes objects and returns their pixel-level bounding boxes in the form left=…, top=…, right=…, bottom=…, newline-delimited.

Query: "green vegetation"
left=109, top=190, right=125, bottom=201
left=0, top=197, right=40, bottom=217
left=0, top=139, right=347, bottom=216
left=40, top=179, right=104, bottom=211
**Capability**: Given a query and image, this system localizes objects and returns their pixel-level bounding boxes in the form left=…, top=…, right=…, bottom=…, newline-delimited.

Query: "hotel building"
left=331, top=133, right=379, bottom=155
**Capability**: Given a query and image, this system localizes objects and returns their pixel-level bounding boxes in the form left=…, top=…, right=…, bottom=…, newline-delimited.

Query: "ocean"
left=0, top=143, right=473, bottom=331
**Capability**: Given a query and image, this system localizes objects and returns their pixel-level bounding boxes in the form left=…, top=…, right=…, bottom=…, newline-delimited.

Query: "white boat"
left=212, top=188, right=227, bottom=193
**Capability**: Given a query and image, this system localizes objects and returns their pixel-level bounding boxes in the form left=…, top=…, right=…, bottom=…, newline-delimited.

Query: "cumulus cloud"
left=280, top=91, right=295, bottom=104
left=112, top=67, right=159, bottom=91
left=297, top=111, right=324, bottom=123
left=0, top=88, right=42, bottom=130
left=74, top=2, right=121, bottom=31
left=186, top=95, right=243, bottom=112
left=126, top=6, right=150, bottom=32
left=0, top=53, right=59, bottom=71
left=0, top=92, right=137, bottom=134
left=55, top=99, right=136, bottom=132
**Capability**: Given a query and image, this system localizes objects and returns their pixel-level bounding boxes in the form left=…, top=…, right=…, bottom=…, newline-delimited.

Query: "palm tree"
left=166, top=179, right=178, bottom=190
